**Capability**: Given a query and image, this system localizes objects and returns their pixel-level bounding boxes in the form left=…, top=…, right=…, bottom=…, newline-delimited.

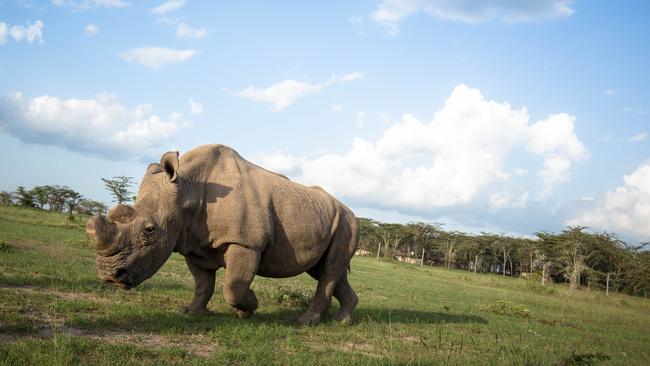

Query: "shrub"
left=558, top=351, right=610, bottom=366
left=274, top=287, right=312, bottom=308
left=480, top=300, right=530, bottom=318
left=0, top=240, right=11, bottom=252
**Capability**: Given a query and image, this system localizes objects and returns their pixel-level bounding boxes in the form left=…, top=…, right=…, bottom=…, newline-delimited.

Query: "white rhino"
left=86, top=144, right=359, bottom=325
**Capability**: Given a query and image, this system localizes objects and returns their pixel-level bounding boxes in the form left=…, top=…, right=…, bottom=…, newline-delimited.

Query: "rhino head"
left=86, top=151, right=183, bottom=289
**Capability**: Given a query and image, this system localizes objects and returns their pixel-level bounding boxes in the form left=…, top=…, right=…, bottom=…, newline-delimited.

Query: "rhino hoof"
left=178, top=305, right=210, bottom=315
left=297, top=313, right=321, bottom=326
left=234, top=308, right=254, bottom=319
left=331, top=313, right=353, bottom=325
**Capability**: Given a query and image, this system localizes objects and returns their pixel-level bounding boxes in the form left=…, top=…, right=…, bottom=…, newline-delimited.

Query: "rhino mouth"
left=97, top=266, right=137, bottom=290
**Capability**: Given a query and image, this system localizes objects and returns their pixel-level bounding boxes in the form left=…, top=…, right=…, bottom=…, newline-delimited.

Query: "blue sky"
left=1, top=0, right=649, bottom=241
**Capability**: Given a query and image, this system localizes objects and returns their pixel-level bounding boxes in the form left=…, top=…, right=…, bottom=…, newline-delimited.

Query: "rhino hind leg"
left=179, top=257, right=216, bottom=315
left=223, top=244, right=260, bottom=319
left=298, top=217, right=356, bottom=326
left=331, top=277, right=358, bottom=325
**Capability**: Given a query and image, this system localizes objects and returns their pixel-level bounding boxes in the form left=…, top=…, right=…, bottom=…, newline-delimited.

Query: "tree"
left=101, top=176, right=135, bottom=204
left=31, top=185, right=54, bottom=209
left=46, top=185, right=68, bottom=212
left=0, top=191, right=14, bottom=206
left=15, top=186, right=34, bottom=207
left=63, top=189, right=83, bottom=215
left=77, top=199, right=108, bottom=216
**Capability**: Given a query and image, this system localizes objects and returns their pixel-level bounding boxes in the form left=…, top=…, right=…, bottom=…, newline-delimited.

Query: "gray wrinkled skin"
left=87, top=144, right=359, bottom=325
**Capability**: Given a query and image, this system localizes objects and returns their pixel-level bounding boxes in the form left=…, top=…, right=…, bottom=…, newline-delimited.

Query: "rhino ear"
left=146, top=163, right=163, bottom=175
left=160, top=151, right=179, bottom=183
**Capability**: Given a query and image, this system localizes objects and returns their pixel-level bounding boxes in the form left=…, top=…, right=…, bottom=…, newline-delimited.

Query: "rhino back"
left=179, top=145, right=340, bottom=274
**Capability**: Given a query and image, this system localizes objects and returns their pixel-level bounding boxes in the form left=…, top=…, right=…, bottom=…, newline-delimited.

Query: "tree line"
left=1, top=185, right=107, bottom=216
left=0, top=176, right=136, bottom=217
left=358, top=218, right=650, bottom=297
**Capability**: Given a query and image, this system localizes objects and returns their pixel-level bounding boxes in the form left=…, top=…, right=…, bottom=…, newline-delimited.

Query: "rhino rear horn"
left=160, top=151, right=179, bottom=183
left=107, top=204, right=136, bottom=224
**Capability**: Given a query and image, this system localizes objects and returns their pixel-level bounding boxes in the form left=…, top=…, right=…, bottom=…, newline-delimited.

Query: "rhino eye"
left=144, top=224, right=156, bottom=236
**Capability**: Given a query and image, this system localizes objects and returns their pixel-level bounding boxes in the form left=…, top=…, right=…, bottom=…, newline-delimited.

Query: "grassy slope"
left=0, top=206, right=648, bottom=365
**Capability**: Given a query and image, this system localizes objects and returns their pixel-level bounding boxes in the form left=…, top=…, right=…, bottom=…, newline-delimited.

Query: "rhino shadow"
left=70, top=307, right=486, bottom=334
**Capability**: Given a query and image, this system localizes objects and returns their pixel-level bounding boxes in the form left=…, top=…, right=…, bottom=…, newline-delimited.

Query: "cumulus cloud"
left=120, top=47, right=196, bottom=70
left=348, top=16, right=364, bottom=34
left=568, top=161, right=650, bottom=240
left=84, top=23, right=98, bottom=36
left=188, top=98, right=202, bottom=115
left=629, top=132, right=647, bottom=143
left=150, top=0, right=185, bottom=14
left=371, top=0, right=574, bottom=35
left=52, top=0, right=129, bottom=9
left=0, top=92, right=185, bottom=161
left=232, top=72, right=363, bottom=111
left=258, top=84, right=586, bottom=214
left=0, top=20, right=44, bottom=44
left=331, top=104, right=344, bottom=113
left=356, top=111, right=367, bottom=127
left=176, top=23, right=207, bottom=39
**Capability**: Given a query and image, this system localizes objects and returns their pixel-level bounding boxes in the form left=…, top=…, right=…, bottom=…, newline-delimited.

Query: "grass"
left=1, top=205, right=649, bottom=365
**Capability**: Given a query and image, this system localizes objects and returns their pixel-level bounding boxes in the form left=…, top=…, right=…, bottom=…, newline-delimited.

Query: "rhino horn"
left=86, top=216, right=117, bottom=253
left=107, top=204, right=136, bottom=224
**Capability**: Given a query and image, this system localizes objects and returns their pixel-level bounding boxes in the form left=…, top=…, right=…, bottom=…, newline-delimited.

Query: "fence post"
left=421, top=247, right=425, bottom=267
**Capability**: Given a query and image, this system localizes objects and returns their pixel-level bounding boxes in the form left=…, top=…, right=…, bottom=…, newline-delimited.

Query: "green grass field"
left=1, top=206, right=649, bottom=365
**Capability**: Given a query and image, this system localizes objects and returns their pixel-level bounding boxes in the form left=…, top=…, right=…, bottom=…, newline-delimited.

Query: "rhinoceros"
left=86, top=144, right=359, bottom=325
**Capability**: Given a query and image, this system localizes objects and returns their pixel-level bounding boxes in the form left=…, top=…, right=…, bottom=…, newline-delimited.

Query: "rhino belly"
left=256, top=236, right=329, bottom=278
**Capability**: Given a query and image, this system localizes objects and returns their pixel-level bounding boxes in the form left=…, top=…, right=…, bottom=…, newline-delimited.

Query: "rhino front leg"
left=223, top=244, right=260, bottom=319
left=179, top=257, right=216, bottom=315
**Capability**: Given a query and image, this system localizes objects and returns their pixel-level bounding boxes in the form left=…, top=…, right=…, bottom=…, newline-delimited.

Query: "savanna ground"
left=0, top=206, right=649, bottom=365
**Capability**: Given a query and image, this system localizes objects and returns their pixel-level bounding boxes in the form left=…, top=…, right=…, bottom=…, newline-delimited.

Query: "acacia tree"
left=31, top=185, right=52, bottom=209
left=77, top=199, right=107, bottom=216
left=0, top=191, right=13, bottom=206
left=15, top=186, right=34, bottom=207
left=63, top=189, right=83, bottom=216
left=101, top=176, right=135, bottom=204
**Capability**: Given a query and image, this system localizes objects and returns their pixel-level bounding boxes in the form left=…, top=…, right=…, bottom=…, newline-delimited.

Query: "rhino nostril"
left=115, top=268, right=128, bottom=281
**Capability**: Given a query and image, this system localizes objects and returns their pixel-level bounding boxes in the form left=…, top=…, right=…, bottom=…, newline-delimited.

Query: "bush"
left=480, top=300, right=530, bottom=318
left=558, top=351, right=610, bottom=366
left=273, top=287, right=312, bottom=308
left=0, top=240, right=11, bottom=252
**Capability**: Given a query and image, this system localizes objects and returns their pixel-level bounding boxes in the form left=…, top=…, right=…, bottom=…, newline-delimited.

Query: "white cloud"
left=176, top=23, right=207, bottom=39
left=629, top=132, right=647, bottom=143
left=232, top=72, right=363, bottom=111
left=259, top=84, right=586, bottom=214
left=348, top=16, right=364, bottom=34
left=251, top=151, right=305, bottom=177
left=604, top=89, right=617, bottom=96
left=371, top=0, right=574, bottom=35
left=624, top=106, right=650, bottom=116
left=52, top=0, right=129, bottom=9
left=527, top=113, right=588, bottom=196
left=188, top=98, right=203, bottom=115
left=339, top=72, right=364, bottom=82
left=0, top=20, right=44, bottom=44
left=150, top=0, right=185, bottom=14
left=120, top=47, right=196, bottom=70
left=356, top=110, right=367, bottom=128
left=331, top=104, right=344, bottom=112
left=84, top=23, right=98, bottom=36
left=0, top=92, right=185, bottom=160
left=568, top=161, right=650, bottom=240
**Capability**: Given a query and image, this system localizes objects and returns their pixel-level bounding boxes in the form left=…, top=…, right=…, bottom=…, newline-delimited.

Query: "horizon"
left=1, top=0, right=649, bottom=242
